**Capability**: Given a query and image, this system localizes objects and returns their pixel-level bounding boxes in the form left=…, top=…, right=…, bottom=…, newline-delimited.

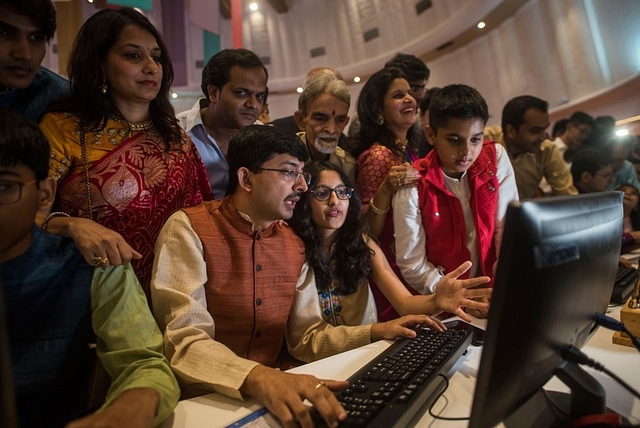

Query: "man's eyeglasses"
left=255, top=168, right=312, bottom=185
left=0, top=179, right=37, bottom=205
left=309, top=185, right=353, bottom=201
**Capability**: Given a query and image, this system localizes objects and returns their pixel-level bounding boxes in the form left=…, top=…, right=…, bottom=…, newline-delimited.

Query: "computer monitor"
left=469, top=192, right=623, bottom=428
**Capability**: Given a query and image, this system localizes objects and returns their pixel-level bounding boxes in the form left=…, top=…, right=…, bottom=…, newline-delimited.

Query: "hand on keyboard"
left=311, top=322, right=475, bottom=427
left=370, top=314, right=446, bottom=341
left=241, top=365, right=349, bottom=428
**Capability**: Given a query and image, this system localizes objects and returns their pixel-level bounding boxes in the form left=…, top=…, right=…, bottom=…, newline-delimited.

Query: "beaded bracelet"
left=368, top=198, right=390, bottom=215
left=41, top=211, right=70, bottom=232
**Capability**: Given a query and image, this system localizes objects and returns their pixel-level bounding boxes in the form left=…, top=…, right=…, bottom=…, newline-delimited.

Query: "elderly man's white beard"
left=313, top=133, right=338, bottom=154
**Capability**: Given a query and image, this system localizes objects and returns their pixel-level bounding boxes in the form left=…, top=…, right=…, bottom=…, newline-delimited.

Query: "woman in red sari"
left=40, top=8, right=213, bottom=295
left=351, top=67, right=422, bottom=322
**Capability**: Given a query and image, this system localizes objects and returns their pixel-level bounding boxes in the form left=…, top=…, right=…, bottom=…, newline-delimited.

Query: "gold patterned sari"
left=41, top=112, right=214, bottom=295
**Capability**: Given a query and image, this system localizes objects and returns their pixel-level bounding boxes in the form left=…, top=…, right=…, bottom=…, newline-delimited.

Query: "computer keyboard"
left=312, top=320, right=474, bottom=427
left=611, top=266, right=638, bottom=304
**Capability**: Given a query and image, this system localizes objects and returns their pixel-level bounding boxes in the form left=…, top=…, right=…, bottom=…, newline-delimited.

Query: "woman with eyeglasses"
left=286, top=162, right=491, bottom=363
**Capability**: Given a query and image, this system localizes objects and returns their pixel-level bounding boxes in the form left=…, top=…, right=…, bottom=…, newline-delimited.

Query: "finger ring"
left=92, top=256, right=108, bottom=268
left=315, top=380, right=327, bottom=390
left=397, top=171, right=406, bottom=180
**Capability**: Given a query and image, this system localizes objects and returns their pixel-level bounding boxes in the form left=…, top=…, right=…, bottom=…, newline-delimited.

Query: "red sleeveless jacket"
left=413, top=141, right=498, bottom=283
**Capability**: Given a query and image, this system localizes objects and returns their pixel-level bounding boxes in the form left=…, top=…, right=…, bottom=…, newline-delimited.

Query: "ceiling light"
left=296, top=87, right=303, bottom=94
left=353, top=76, right=361, bottom=83
left=616, top=129, right=629, bottom=137
left=477, top=21, right=486, bottom=29
left=250, top=2, right=258, bottom=11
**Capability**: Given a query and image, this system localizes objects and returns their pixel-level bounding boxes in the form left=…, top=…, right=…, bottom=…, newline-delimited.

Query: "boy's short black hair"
left=1, top=0, right=57, bottom=41
left=0, top=109, right=50, bottom=180
left=428, top=84, right=489, bottom=133
left=419, top=87, right=441, bottom=114
left=226, top=125, right=309, bottom=194
left=570, top=147, right=611, bottom=184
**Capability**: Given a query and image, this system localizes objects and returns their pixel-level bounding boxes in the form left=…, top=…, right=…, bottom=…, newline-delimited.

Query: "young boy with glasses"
left=0, top=109, right=179, bottom=427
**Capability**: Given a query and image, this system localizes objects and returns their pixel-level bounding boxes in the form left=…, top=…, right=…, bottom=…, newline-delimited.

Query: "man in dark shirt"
left=0, top=0, right=69, bottom=121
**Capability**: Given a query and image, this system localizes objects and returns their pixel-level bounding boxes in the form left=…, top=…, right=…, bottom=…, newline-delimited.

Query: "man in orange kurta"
left=151, top=125, right=348, bottom=427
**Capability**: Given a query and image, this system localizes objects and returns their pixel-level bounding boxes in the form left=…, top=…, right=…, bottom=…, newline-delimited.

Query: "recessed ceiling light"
left=477, top=21, right=486, bottom=29
left=353, top=76, right=361, bottom=83
left=250, top=2, right=258, bottom=11
left=296, top=87, right=303, bottom=93
left=616, top=129, right=629, bottom=137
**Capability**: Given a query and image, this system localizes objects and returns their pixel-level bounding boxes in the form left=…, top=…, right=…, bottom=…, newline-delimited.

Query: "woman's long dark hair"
left=352, top=67, right=421, bottom=159
left=48, top=7, right=182, bottom=147
left=290, top=161, right=373, bottom=295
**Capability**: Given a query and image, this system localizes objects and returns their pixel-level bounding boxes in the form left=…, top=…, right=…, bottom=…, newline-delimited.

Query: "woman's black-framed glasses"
left=255, top=168, right=312, bottom=185
left=309, top=185, right=353, bottom=201
left=0, top=179, right=37, bottom=205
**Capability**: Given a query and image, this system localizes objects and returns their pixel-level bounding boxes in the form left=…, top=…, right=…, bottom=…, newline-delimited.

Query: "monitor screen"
left=469, top=192, right=623, bottom=428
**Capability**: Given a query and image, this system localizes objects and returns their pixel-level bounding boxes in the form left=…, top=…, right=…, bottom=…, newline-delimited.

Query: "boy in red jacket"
left=392, top=84, right=519, bottom=318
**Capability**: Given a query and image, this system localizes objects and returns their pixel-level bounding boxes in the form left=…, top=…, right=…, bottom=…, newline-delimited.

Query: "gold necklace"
left=128, top=119, right=153, bottom=131
left=395, top=138, right=408, bottom=151
left=109, top=115, right=153, bottom=131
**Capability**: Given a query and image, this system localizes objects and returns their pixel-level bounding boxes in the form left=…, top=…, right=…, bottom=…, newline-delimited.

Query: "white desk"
left=162, top=308, right=640, bottom=427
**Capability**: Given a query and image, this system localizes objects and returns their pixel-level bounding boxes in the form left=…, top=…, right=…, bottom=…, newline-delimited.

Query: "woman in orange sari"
left=40, top=8, right=213, bottom=295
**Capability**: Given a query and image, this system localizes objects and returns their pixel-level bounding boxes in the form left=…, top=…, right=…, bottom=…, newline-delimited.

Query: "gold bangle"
left=368, top=198, right=389, bottom=215
left=41, top=211, right=70, bottom=232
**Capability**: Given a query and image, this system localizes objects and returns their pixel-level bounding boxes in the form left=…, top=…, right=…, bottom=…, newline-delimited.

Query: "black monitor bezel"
left=469, top=192, right=623, bottom=428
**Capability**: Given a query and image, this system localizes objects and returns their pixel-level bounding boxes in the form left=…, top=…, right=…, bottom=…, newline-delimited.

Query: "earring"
left=100, top=83, right=108, bottom=94
left=376, top=115, right=384, bottom=126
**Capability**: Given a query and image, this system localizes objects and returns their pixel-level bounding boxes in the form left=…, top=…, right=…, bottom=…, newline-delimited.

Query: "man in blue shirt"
left=0, top=0, right=69, bottom=122
left=177, top=49, right=268, bottom=199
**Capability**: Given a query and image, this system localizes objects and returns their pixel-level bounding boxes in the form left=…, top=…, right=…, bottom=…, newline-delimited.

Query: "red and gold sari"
left=42, top=112, right=214, bottom=295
